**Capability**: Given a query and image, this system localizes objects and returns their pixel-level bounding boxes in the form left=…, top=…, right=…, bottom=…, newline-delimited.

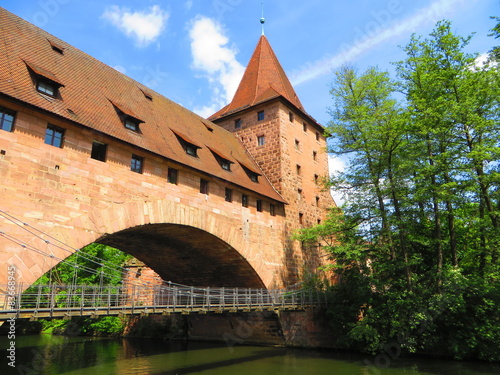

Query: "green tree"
left=296, top=20, right=500, bottom=360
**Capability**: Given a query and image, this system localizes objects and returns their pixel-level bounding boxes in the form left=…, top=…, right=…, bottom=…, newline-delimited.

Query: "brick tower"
left=209, top=35, right=336, bottom=284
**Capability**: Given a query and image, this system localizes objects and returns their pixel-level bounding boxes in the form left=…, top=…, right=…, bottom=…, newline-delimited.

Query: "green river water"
left=1, top=335, right=499, bottom=375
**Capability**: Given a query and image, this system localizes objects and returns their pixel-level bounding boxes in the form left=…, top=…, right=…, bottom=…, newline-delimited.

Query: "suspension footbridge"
left=0, top=282, right=323, bottom=321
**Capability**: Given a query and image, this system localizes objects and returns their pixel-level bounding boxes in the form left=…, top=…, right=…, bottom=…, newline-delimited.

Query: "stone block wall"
left=0, top=97, right=288, bottom=289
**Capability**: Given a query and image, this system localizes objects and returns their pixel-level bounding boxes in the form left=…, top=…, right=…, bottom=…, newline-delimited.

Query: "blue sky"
left=3, top=1, right=497, bottom=122
left=2, top=0, right=498, bottom=190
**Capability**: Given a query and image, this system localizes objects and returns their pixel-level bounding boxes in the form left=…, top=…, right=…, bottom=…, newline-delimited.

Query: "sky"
left=2, top=0, right=499, bottom=196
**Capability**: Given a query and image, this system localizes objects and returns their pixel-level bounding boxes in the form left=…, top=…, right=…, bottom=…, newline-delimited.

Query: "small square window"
left=37, top=80, right=56, bottom=96
left=91, top=141, right=107, bottom=162
left=257, top=111, right=264, bottom=121
left=257, top=135, right=265, bottom=146
left=270, top=204, right=276, bottom=216
left=0, top=107, right=15, bottom=132
left=44, top=124, right=64, bottom=148
left=250, top=173, right=258, bottom=182
left=225, top=188, right=232, bottom=202
left=131, top=154, right=143, bottom=173
left=221, top=159, right=231, bottom=171
left=200, top=179, right=209, bottom=194
left=186, top=144, right=198, bottom=156
left=256, top=199, right=263, bottom=212
left=235, top=118, right=242, bottom=129
left=125, top=117, right=140, bottom=131
left=167, top=168, right=178, bottom=184
left=242, top=194, right=249, bottom=207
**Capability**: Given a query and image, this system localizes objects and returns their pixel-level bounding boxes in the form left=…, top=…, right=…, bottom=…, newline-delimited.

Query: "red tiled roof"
left=0, top=8, right=285, bottom=203
left=210, top=35, right=304, bottom=120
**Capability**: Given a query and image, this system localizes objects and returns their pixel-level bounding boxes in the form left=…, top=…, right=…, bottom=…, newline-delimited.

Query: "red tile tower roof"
left=210, top=35, right=304, bottom=120
left=0, top=8, right=285, bottom=203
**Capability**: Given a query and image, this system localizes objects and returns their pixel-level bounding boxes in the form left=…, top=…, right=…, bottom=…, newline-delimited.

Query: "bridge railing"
left=0, top=283, right=324, bottom=318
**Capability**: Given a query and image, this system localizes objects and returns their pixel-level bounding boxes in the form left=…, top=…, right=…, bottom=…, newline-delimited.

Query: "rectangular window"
left=316, top=196, right=320, bottom=207
left=313, top=150, right=317, bottom=161
left=303, top=122, right=307, bottom=132
left=186, top=144, right=198, bottom=157
left=295, top=139, right=300, bottom=150
left=257, top=135, right=265, bottom=146
left=299, top=213, right=304, bottom=225
left=124, top=117, right=140, bottom=131
left=296, top=164, right=301, bottom=175
left=225, top=188, right=232, bottom=202
left=90, top=141, right=107, bottom=162
left=200, top=179, right=209, bottom=194
left=270, top=204, right=276, bottom=216
left=131, top=154, right=143, bottom=173
left=37, top=80, right=56, bottom=96
left=44, top=124, right=64, bottom=148
left=256, top=199, right=263, bottom=212
left=316, top=132, right=320, bottom=141
left=289, top=112, right=294, bottom=122
left=235, top=118, right=242, bottom=129
left=242, top=194, right=248, bottom=208
left=221, top=159, right=231, bottom=171
left=257, top=111, right=264, bottom=121
left=0, top=107, right=15, bottom=132
left=167, top=168, right=178, bottom=184
left=314, top=174, right=319, bottom=184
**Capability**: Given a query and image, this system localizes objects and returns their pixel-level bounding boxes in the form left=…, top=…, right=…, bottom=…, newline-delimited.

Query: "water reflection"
left=1, top=335, right=499, bottom=375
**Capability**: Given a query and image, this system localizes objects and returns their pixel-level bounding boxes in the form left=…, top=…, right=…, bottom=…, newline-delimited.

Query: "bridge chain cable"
left=0, top=210, right=128, bottom=276
left=0, top=213, right=163, bottom=288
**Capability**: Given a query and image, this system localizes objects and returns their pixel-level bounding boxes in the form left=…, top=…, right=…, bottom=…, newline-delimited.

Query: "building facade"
left=0, top=8, right=334, bottom=289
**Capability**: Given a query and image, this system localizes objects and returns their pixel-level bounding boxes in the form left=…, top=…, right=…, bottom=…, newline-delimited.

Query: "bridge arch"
left=98, top=223, right=266, bottom=288
left=2, top=198, right=284, bottom=290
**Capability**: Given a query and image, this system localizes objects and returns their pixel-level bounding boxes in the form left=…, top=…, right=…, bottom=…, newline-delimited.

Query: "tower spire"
left=260, top=2, right=265, bottom=36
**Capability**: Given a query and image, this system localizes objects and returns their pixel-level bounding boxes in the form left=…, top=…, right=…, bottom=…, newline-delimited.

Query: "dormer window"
left=221, top=159, right=231, bottom=171
left=139, top=88, right=153, bottom=101
left=48, top=39, right=64, bottom=54
left=186, top=143, right=198, bottom=156
left=37, top=80, right=57, bottom=96
left=24, top=61, right=64, bottom=98
left=171, top=129, right=201, bottom=157
left=208, top=147, right=233, bottom=171
left=237, top=159, right=261, bottom=183
left=124, top=117, right=140, bottom=131
left=109, top=100, right=144, bottom=133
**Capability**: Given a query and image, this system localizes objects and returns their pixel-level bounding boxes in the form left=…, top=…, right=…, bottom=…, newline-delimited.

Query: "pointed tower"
left=209, top=35, right=335, bottom=284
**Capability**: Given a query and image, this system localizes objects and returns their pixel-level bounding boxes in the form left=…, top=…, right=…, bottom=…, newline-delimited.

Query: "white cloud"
left=102, top=5, right=169, bottom=48
left=188, top=16, right=245, bottom=114
left=113, top=65, right=126, bottom=74
left=290, top=0, right=473, bottom=86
